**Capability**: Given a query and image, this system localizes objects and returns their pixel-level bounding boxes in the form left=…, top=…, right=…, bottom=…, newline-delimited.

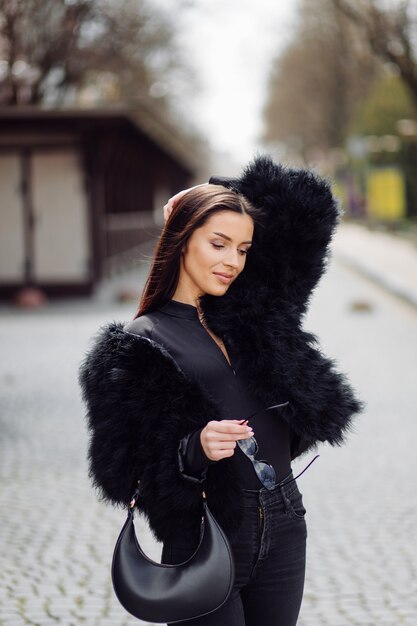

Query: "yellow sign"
left=366, top=167, right=406, bottom=219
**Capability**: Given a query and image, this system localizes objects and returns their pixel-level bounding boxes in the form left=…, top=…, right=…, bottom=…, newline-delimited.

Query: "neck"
left=171, top=289, right=204, bottom=310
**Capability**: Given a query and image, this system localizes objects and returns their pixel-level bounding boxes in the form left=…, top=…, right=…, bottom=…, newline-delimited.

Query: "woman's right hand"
left=200, top=420, right=254, bottom=462
left=163, top=183, right=209, bottom=223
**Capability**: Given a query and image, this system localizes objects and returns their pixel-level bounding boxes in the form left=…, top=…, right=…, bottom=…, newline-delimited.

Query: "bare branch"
left=332, top=0, right=417, bottom=106
left=0, top=0, right=188, bottom=106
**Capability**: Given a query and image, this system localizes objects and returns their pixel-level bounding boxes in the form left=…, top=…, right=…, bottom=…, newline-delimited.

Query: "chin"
left=207, top=284, right=230, bottom=296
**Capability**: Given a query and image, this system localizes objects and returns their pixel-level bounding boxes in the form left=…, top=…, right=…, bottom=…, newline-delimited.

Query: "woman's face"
left=178, top=210, right=254, bottom=299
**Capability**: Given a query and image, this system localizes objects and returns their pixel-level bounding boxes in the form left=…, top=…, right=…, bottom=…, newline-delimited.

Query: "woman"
left=78, top=154, right=364, bottom=626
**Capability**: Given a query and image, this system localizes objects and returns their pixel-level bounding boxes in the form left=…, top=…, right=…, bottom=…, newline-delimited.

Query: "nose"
left=223, top=249, right=240, bottom=269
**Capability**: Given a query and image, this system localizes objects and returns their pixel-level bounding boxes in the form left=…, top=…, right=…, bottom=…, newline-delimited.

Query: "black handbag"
left=111, top=485, right=236, bottom=624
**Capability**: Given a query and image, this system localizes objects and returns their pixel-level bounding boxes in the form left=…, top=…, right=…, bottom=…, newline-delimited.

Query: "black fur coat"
left=78, top=155, right=365, bottom=545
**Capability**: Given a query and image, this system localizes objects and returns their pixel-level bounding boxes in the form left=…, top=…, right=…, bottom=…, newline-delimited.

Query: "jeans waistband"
left=242, top=469, right=298, bottom=504
left=241, top=454, right=319, bottom=507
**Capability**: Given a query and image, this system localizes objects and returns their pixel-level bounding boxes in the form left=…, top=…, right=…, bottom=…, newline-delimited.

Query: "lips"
left=213, top=272, right=234, bottom=284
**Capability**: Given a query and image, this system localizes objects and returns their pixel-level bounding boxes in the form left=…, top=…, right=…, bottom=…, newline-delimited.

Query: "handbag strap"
left=129, top=481, right=142, bottom=513
left=128, top=481, right=206, bottom=515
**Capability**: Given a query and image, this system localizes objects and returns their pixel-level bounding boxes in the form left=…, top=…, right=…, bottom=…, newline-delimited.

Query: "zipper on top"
left=198, top=322, right=236, bottom=375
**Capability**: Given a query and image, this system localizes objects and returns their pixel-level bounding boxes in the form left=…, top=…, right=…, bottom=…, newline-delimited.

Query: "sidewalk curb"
left=333, top=251, right=417, bottom=311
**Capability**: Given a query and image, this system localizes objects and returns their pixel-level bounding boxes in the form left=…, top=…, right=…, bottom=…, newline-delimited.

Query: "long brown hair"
left=134, top=184, right=262, bottom=318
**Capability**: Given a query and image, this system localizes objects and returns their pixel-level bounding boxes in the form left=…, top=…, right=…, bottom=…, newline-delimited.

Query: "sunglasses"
left=236, top=403, right=289, bottom=491
left=237, top=402, right=320, bottom=491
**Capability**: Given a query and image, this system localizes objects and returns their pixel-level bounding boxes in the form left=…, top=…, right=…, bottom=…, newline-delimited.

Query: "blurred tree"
left=332, top=0, right=417, bottom=108
left=262, top=0, right=378, bottom=159
left=350, top=71, right=417, bottom=136
left=0, top=0, right=192, bottom=110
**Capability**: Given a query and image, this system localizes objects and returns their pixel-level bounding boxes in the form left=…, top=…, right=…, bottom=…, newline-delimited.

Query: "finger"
left=213, top=434, right=253, bottom=443
left=207, top=426, right=253, bottom=440
left=169, top=188, right=193, bottom=207
left=215, top=421, right=252, bottom=432
left=167, top=183, right=209, bottom=211
left=163, top=204, right=173, bottom=222
left=213, top=439, right=237, bottom=447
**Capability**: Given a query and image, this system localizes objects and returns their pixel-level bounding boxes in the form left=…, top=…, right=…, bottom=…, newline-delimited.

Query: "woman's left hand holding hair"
left=163, top=183, right=209, bottom=223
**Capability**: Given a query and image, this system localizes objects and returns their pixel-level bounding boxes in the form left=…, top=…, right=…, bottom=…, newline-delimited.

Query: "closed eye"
left=212, top=243, right=248, bottom=255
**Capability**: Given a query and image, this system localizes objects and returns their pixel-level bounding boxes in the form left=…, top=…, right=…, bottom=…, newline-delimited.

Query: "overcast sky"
left=163, top=0, right=299, bottom=167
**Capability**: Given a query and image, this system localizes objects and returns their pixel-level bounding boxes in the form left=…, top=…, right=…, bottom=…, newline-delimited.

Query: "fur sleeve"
left=77, top=322, right=157, bottom=505
left=210, top=154, right=341, bottom=317
left=77, top=322, right=224, bottom=541
left=283, top=328, right=366, bottom=448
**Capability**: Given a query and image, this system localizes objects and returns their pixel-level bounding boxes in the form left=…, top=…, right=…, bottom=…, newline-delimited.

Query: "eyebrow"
left=212, top=231, right=253, bottom=245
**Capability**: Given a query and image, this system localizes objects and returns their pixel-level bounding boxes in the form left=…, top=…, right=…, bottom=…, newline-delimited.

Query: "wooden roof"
left=0, top=103, right=204, bottom=174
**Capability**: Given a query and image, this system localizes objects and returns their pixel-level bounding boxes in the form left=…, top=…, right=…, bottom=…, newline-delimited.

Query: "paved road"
left=297, top=259, right=417, bottom=626
left=0, top=258, right=416, bottom=626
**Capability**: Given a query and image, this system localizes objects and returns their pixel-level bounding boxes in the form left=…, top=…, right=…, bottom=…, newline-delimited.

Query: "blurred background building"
left=0, top=106, right=199, bottom=298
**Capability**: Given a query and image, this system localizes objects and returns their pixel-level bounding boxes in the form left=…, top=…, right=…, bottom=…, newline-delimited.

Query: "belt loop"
left=279, top=482, right=292, bottom=512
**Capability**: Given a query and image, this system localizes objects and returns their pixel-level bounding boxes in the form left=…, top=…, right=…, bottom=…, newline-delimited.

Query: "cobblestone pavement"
left=296, top=260, right=417, bottom=626
left=1, top=258, right=416, bottom=626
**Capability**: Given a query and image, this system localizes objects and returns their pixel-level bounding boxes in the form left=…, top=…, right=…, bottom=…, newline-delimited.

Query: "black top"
left=124, top=298, right=291, bottom=488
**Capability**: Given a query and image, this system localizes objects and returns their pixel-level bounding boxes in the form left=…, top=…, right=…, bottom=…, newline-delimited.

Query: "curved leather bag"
left=111, top=491, right=235, bottom=624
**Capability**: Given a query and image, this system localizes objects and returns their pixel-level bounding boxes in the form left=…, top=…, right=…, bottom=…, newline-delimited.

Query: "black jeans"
left=162, top=470, right=307, bottom=626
